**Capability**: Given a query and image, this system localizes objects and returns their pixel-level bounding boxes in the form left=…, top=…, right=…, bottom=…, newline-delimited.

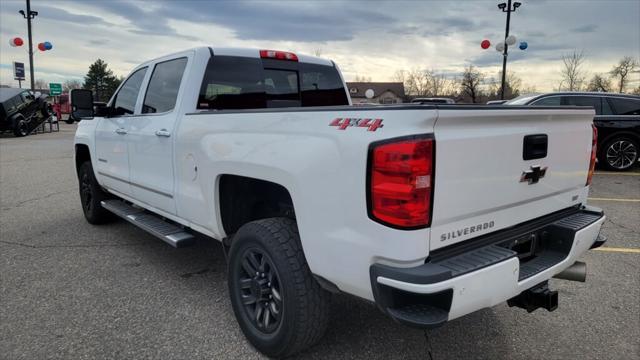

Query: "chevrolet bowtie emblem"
left=520, top=165, right=548, bottom=184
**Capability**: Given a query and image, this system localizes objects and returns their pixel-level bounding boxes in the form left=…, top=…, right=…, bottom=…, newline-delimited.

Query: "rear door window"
left=601, top=98, right=614, bottom=115
left=608, top=97, right=640, bottom=115
left=113, top=67, right=147, bottom=115
left=530, top=96, right=561, bottom=106
left=562, top=96, right=602, bottom=114
left=142, top=57, right=187, bottom=114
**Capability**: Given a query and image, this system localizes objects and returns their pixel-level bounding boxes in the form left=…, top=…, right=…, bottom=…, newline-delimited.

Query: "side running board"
left=101, top=200, right=195, bottom=248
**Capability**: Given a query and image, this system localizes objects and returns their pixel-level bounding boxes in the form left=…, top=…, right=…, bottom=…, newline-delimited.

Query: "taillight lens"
left=259, top=49, right=298, bottom=62
left=369, top=137, right=434, bottom=228
left=586, top=124, right=597, bottom=186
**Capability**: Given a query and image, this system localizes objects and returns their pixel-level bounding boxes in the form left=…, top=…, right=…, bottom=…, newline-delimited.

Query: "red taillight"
left=586, top=124, right=597, bottom=186
left=259, top=49, right=298, bottom=62
left=369, top=137, right=434, bottom=228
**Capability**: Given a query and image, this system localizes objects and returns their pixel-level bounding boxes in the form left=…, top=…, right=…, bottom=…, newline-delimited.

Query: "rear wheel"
left=13, top=118, right=28, bottom=137
left=78, top=161, right=114, bottom=224
left=227, top=218, right=330, bottom=358
left=600, top=136, right=639, bottom=171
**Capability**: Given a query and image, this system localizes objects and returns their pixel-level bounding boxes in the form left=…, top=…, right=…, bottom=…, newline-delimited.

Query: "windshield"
left=504, top=93, right=541, bottom=105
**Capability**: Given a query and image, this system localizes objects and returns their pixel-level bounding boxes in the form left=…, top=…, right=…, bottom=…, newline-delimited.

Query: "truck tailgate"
left=430, top=108, right=595, bottom=251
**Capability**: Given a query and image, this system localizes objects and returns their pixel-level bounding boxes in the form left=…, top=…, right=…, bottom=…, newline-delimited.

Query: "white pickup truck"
left=71, top=47, right=606, bottom=358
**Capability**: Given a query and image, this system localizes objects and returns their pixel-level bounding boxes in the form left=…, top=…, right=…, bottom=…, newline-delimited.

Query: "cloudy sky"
left=1, top=0, right=639, bottom=92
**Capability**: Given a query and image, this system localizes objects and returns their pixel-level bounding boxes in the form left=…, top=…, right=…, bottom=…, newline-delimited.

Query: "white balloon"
left=506, top=35, right=517, bottom=46
left=365, top=89, right=375, bottom=99
left=496, top=42, right=505, bottom=52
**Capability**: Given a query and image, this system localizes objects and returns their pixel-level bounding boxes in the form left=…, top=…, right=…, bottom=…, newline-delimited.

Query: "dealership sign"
left=13, top=62, right=25, bottom=81
left=49, top=83, right=62, bottom=96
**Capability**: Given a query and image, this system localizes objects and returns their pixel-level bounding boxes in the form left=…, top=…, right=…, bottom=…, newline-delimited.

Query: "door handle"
left=155, top=129, right=171, bottom=137
left=115, top=128, right=127, bottom=135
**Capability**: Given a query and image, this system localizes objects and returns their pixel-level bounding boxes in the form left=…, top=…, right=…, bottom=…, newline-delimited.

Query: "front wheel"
left=13, top=119, right=28, bottom=137
left=227, top=218, right=330, bottom=358
left=78, top=161, right=114, bottom=224
left=600, top=136, right=639, bottom=171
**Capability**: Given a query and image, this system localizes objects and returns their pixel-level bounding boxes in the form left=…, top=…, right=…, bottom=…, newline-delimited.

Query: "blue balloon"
left=44, top=41, right=52, bottom=50
left=519, top=41, right=528, bottom=50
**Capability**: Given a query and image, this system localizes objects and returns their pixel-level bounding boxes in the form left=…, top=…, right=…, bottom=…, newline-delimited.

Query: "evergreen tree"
left=83, top=59, right=121, bottom=102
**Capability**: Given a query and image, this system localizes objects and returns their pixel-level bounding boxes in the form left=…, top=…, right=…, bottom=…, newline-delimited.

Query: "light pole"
left=19, top=0, right=38, bottom=92
left=497, top=0, right=521, bottom=100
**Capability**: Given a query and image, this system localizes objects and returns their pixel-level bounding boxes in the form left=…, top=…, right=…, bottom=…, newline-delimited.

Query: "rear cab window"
left=198, top=54, right=348, bottom=110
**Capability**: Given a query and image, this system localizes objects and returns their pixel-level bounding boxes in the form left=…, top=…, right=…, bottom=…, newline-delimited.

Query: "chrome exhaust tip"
left=553, top=261, right=586, bottom=282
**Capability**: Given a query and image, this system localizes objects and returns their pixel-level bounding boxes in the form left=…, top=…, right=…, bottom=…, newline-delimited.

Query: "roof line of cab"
left=135, top=46, right=334, bottom=69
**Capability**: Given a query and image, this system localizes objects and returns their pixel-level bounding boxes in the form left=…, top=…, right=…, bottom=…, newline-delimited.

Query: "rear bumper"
left=370, top=207, right=605, bottom=328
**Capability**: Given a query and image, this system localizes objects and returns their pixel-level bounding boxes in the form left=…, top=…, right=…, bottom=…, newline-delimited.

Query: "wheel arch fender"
left=74, top=143, right=93, bottom=177
left=599, top=130, right=640, bottom=148
left=216, top=172, right=297, bottom=237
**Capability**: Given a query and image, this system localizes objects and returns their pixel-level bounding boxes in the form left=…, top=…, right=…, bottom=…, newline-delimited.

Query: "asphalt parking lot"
left=1, top=124, right=638, bottom=360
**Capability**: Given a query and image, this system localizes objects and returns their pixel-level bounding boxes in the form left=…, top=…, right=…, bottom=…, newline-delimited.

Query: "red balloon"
left=14, top=37, right=24, bottom=46
left=481, top=39, right=491, bottom=49
left=38, top=42, right=46, bottom=51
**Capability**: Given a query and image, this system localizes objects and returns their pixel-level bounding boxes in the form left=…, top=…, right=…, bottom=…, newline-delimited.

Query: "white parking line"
left=588, top=198, right=640, bottom=202
left=593, top=247, right=640, bottom=254
left=594, top=171, right=640, bottom=176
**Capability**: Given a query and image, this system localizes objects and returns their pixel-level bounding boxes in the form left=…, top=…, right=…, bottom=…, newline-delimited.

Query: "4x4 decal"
left=329, top=118, right=384, bottom=132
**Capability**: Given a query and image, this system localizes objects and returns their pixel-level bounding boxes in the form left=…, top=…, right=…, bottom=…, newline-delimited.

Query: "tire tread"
left=230, top=217, right=330, bottom=357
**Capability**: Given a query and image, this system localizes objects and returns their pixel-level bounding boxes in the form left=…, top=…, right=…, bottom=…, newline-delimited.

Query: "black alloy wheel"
left=237, top=247, right=283, bottom=333
left=77, top=161, right=114, bottom=224
left=80, top=170, right=94, bottom=215
left=603, top=137, right=638, bottom=171
left=13, top=119, right=28, bottom=137
left=227, top=218, right=330, bottom=358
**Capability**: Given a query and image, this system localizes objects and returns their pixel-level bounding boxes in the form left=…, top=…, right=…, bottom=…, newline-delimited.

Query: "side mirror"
left=94, top=102, right=110, bottom=117
left=70, top=89, right=94, bottom=120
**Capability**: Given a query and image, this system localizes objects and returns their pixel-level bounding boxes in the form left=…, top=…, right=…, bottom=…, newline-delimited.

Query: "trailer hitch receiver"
left=507, top=281, right=558, bottom=313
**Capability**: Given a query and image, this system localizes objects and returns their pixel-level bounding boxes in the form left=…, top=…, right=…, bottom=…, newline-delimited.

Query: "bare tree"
left=559, top=50, right=586, bottom=91
left=488, top=71, right=522, bottom=100
left=353, top=74, right=372, bottom=82
left=313, top=48, right=323, bottom=57
left=393, top=68, right=457, bottom=97
left=586, top=74, right=612, bottom=92
left=34, top=79, right=48, bottom=90
left=423, top=70, right=457, bottom=97
left=63, top=79, right=83, bottom=92
left=610, top=56, right=639, bottom=93
left=460, top=65, right=484, bottom=103
left=520, top=84, right=538, bottom=95
left=393, top=68, right=422, bottom=95
left=392, top=70, right=407, bottom=85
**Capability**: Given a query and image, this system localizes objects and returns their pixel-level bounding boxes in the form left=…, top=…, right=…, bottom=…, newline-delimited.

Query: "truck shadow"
left=121, top=230, right=512, bottom=360
left=9, top=209, right=513, bottom=359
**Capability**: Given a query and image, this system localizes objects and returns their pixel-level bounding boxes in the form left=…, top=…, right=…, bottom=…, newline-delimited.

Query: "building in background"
left=347, top=82, right=405, bottom=104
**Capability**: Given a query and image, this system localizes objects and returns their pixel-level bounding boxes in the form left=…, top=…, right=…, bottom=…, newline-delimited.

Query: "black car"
left=506, top=92, right=640, bottom=171
left=0, top=88, right=50, bottom=137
